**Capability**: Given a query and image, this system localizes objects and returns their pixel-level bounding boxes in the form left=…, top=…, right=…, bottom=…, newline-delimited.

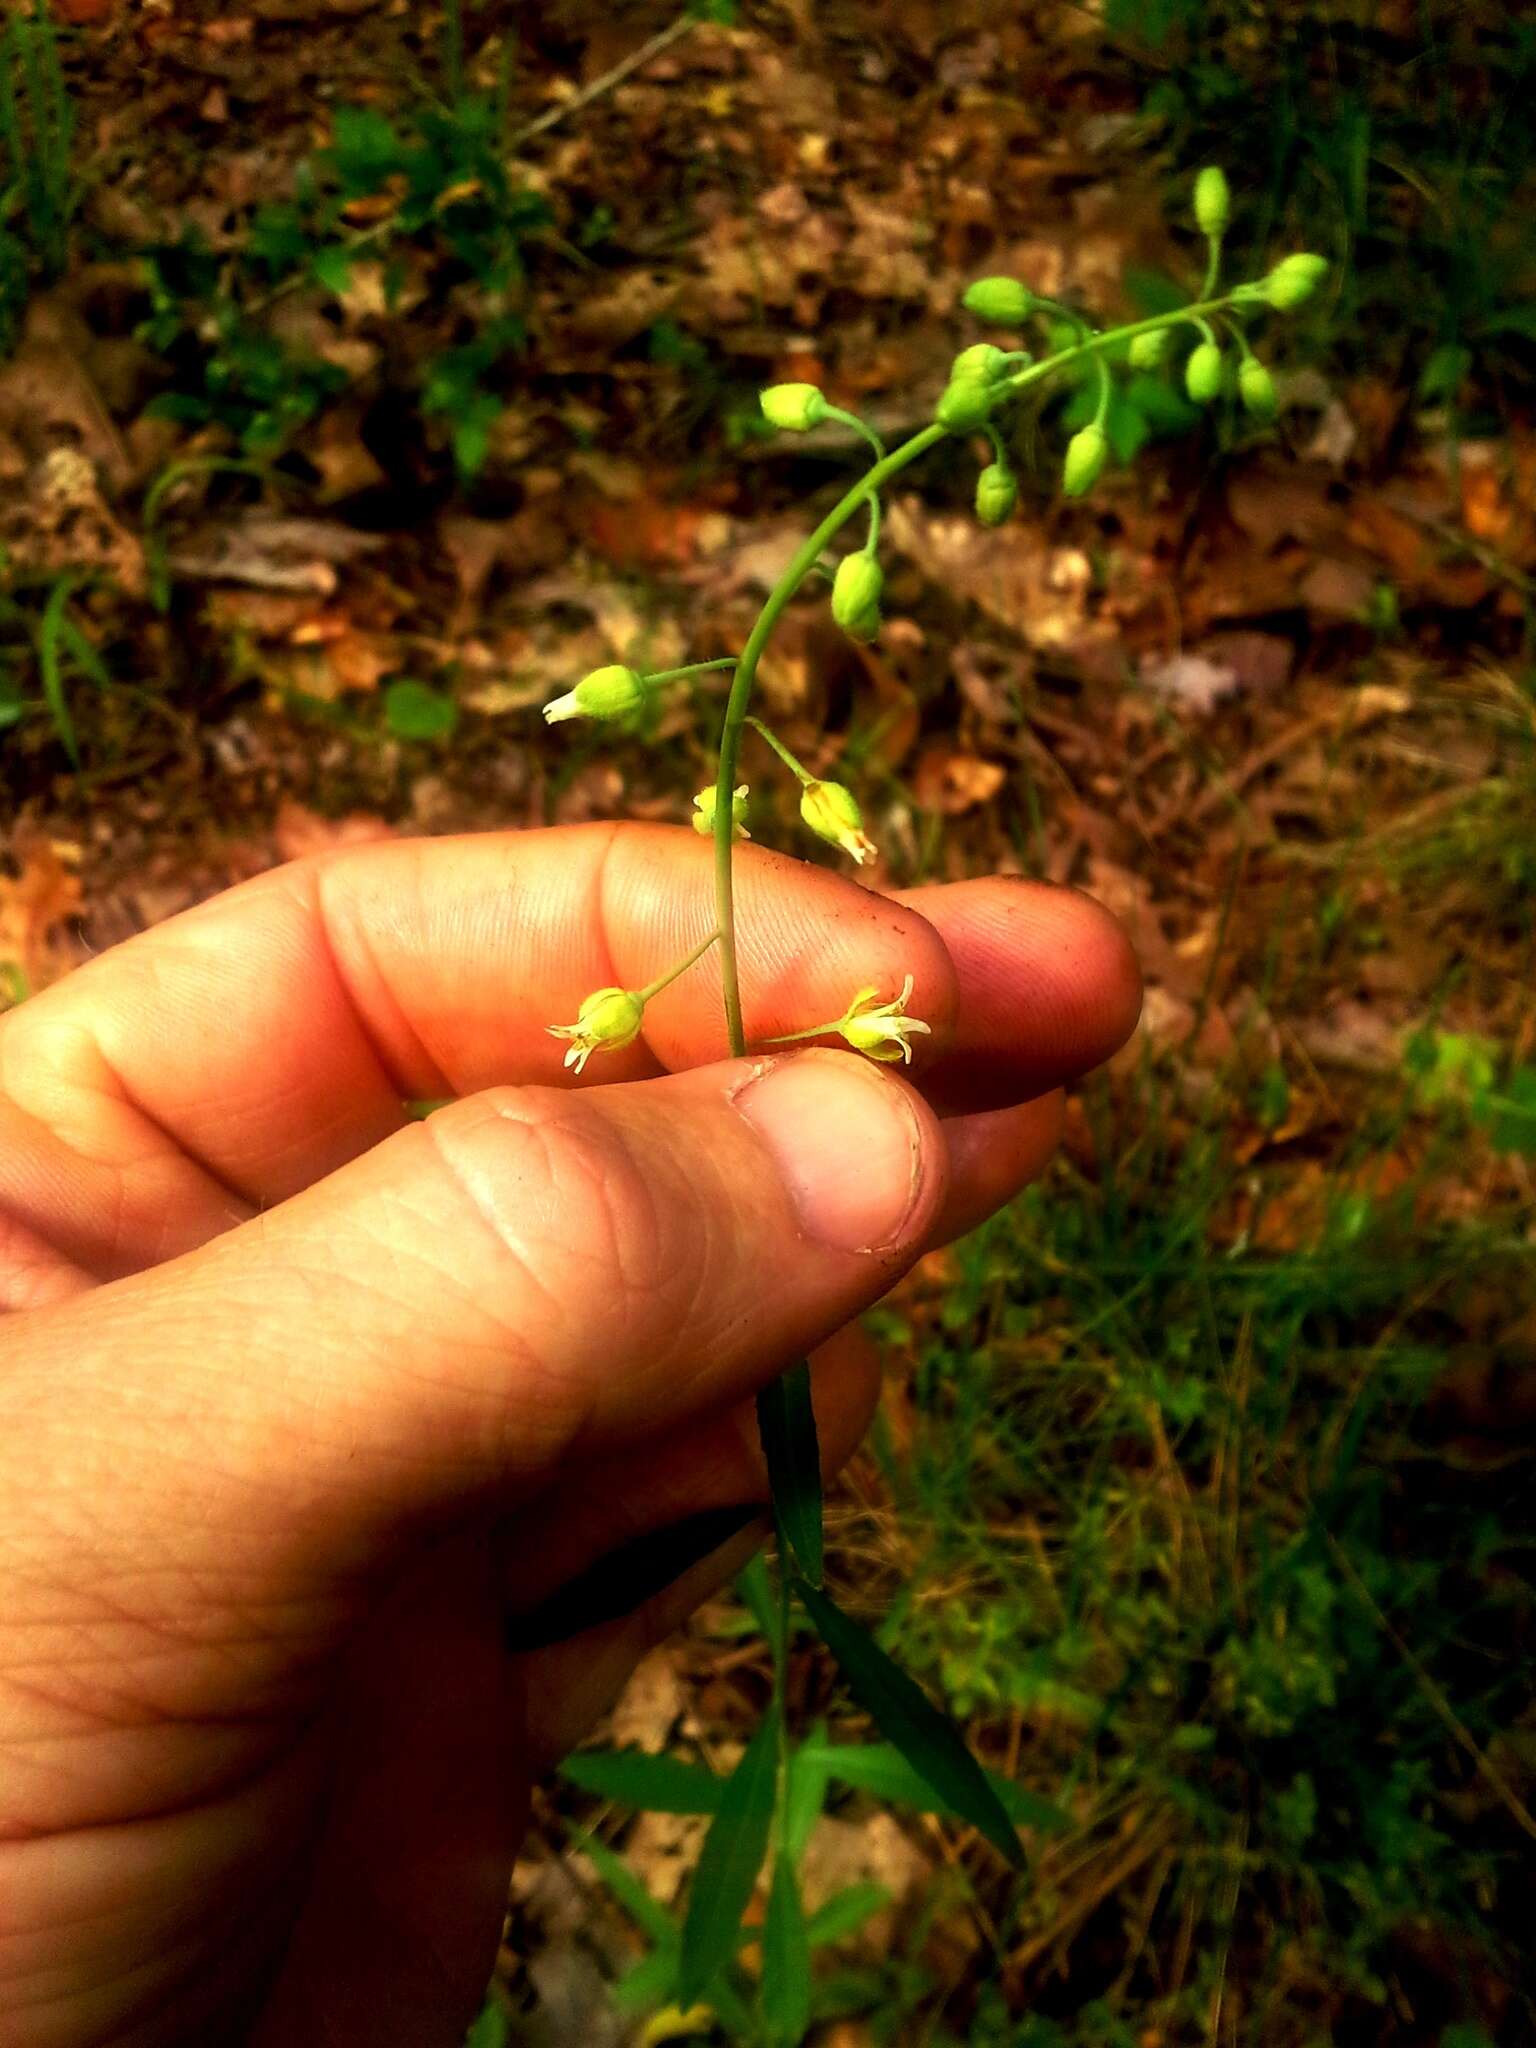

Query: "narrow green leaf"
left=795, top=1579, right=1025, bottom=1868
left=736, top=1551, right=786, bottom=1668
left=36, top=576, right=79, bottom=769
left=559, top=1748, right=725, bottom=1814
left=804, top=1880, right=892, bottom=1949
left=805, top=1739, right=1070, bottom=1833
left=678, top=1705, right=780, bottom=2006
left=757, top=1360, right=823, bottom=1586
left=761, top=1852, right=812, bottom=2047
left=578, top=1831, right=677, bottom=1948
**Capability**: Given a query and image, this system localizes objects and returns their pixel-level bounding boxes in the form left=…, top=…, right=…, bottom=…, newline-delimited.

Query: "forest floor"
left=1, top=3, right=1534, bottom=2044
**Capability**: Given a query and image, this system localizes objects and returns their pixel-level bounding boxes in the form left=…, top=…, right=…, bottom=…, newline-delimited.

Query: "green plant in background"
left=136, top=0, right=548, bottom=478
left=0, top=1, right=75, bottom=349
left=1104, top=2, right=1536, bottom=424
left=535, top=174, right=1330, bottom=2036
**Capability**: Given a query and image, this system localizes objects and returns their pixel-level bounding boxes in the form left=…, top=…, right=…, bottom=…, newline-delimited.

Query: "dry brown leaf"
left=272, top=801, right=395, bottom=864
left=912, top=743, right=1006, bottom=814
left=0, top=837, right=83, bottom=994
left=886, top=496, right=1109, bottom=656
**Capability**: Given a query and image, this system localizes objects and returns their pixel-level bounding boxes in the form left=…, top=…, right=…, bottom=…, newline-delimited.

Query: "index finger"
left=0, top=826, right=956, bottom=1275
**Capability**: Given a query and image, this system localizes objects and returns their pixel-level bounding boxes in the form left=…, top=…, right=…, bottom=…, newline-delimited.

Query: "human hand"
left=0, top=824, right=1139, bottom=2048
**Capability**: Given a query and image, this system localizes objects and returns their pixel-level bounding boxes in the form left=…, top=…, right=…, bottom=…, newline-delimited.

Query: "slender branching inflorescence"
left=542, top=173, right=1325, bottom=1084
left=538, top=176, right=1330, bottom=1926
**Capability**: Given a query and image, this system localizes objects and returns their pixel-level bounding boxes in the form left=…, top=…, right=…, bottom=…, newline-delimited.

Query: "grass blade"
left=761, top=1851, right=811, bottom=2047
left=805, top=1738, right=1070, bottom=1832
left=757, top=1359, right=823, bottom=1586
left=36, top=576, right=80, bottom=768
left=795, top=1578, right=1025, bottom=1868
left=559, top=1748, right=725, bottom=1814
left=678, top=1703, right=780, bottom=2006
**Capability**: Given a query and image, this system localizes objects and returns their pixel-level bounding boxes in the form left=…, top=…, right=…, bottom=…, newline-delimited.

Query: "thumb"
left=8, top=1051, right=945, bottom=1582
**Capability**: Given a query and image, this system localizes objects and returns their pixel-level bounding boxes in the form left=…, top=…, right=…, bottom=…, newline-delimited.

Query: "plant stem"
left=636, top=926, right=720, bottom=1005
left=711, top=423, right=945, bottom=1055
left=645, top=656, right=739, bottom=686
left=746, top=716, right=814, bottom=785
left=710, top=287, right=1244, bottom=1053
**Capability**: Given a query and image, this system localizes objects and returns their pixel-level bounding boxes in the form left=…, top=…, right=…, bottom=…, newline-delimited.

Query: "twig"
left=507, top=13, right=697, bottom=152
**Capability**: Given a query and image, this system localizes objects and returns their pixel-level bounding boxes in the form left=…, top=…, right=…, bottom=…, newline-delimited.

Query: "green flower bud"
left=800, top=778, right=877, bottom=865
left=1127, top=328, right=1170, bottom=371
left=951, top=342, right=1007, bottom=381
left=1238, top=355, right=1277, bottom=422
left=831, top=551, right=883, bottom=640
left=1263, top=253, right=1328, bottom=310
left=1185, top=340, right=1224, bottom=405
left=543, top=662, right=645, bottom=725
left=936, top=375, right=996, bottom=434
left=547, top=986, right=645, bottom=1074
left=1194, top=166, right=1230, bottom=239
left=692, top=782, right=750, bottom=841
left=975, top=461, right=1017, bottom=527
left=760, top=381, right=829, bottom=432
left=962, top=276, right=1033, bottom=326
left=1062, top=423, right=1107, bottom=499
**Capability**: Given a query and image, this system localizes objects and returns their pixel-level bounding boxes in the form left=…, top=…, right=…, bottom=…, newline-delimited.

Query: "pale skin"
left=0, top=824, right=1141, bottom=2048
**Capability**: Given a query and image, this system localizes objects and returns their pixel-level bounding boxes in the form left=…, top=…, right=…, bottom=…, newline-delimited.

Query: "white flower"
left=546, top=986, right=645, bottom=1074
left=692, top=783, right=750, bottom=841
left=837, top=976, right=931, bottom=1065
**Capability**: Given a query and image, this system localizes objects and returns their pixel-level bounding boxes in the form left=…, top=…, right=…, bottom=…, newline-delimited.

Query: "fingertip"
left=894, top=876, right=1143, bottom=1108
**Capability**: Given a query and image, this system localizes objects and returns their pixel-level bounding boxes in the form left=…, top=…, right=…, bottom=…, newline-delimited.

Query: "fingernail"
left=504, top=1504, right=764, bottom=1652
left=736, top=1050, right=927, bottom=1254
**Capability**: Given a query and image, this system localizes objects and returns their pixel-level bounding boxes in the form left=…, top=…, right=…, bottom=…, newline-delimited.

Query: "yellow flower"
left=836, top=975, right=932, bottom=1064
left=546, top=986, right=645, bottom=1074
left=692, top=783, right=750, bottom=841
left=799, top=778, right=876, bottom=866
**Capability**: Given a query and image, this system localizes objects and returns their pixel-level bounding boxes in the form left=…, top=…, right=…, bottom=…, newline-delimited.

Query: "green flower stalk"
left=538, top=180, right=1339, bottom=1963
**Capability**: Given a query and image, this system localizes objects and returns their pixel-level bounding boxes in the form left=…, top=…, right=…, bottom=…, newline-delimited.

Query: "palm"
left=0, top=828, right=1138, bottom=2047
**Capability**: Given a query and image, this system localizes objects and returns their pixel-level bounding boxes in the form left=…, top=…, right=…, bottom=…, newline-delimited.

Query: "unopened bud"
left=1185, top=341, right=1224, bottom=404
left=831, top=551, right=883, bottom=641
left=543, top=663, right=645, bottom=725
left=692, top=783, right=750, bottom=841
left=936, top=376, right=996, bottom=434
left=1062, top=422, right=1107, bottom=499
left=1238, top=355, right=1277, bottom=421
left=975, top=461, right=1017, bottom=527
left=962, top=276, right=1033, bottom=326
left=760, top=382, right=829, bottom=432
left=1194, top=166, right=1230, bottom=239
left=800, top=778, right=877, bottom=865
left=951, top=342, right=1007, bottom=382
left=1128, top=328, right=1170, bottom=371
left=1263, top=253, right=1328, bottom=310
